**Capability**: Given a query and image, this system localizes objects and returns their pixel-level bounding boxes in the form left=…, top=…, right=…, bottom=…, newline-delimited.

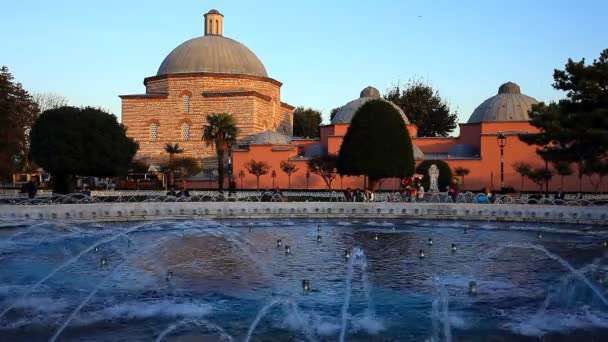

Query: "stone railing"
left=0, top=202, right=606, bottom=226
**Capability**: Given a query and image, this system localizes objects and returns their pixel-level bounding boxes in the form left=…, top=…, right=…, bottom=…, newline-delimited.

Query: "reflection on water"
left=0, top=218, right=607, bottom=341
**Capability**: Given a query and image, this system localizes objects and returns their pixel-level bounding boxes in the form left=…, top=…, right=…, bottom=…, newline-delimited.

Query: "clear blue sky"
left=2, top=0, right=607, bottom=127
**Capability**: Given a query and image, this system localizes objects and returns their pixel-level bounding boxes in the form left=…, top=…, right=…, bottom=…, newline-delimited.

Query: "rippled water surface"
left=0, top=218, right=607, bottom=341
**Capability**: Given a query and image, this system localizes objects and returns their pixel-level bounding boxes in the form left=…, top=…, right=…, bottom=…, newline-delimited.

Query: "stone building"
left=120, top=9, right=294, bottom=168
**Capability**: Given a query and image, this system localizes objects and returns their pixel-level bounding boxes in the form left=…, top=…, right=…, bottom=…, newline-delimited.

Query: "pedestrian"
left=25, top=177, right=38, bottom=199
left=417, top=183, right=425, bottom=202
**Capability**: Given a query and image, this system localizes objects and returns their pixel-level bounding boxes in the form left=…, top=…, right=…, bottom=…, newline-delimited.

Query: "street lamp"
left=496, top=132, right=507, bottom=191
left=543, top=145, right=549, bottom=197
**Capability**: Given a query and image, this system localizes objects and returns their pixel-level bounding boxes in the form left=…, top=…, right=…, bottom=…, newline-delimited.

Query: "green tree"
left=526, top=167, right=554, bottom=192
left=169, top=157, right=202, bottom=188
left=415, top=160, right=453, bottom=191
left=244, top=159, right=270, bottom=190
left=384, top=80, right=458, bottom=137
left=164, top=143, right=184, bottom=187
left=553, top=161, right=573, bottom=191
left=513, top=162, right=532, bottom=191
left=0, top=66, right=39, bottom=180
left=280, top=160, right=299, bottom=189
left=30, top=106, right=138, bottom=193
left=306, top=155, right=338, bottom=190
left=130, top=159, right=150, bottom=174
left=519, top=49, right=608, bottom=181
left=293, top=107, right=322, bottom=138
left=581, top=159, right=608, bottom=192
left=338, top=99, right=415, bottom=189
left=454, top=166, right=470, bottom=186
left=329, top=106, right=343, bottom=122
left=203, top=113, right=238, bottom=192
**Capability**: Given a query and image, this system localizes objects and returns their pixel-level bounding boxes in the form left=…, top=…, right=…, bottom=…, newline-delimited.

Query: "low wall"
left=0, top=202, right=607, bottom=226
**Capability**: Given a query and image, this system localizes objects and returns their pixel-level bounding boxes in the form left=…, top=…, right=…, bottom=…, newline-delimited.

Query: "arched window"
left=182, top=95, right=190, bottom=112
left=181, top=122, right=191, bottom=141
left=209, top=19, right=213, bottom=33
left=149, top=123, right=159, bottom=141
left=215, top=20, right=219, bottom=34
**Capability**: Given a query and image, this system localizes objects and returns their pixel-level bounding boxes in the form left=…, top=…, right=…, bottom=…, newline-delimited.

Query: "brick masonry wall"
left=122, top=73, right=293, bottom=164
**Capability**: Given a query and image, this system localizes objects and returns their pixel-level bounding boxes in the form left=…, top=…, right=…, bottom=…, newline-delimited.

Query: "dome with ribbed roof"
left=467, top=82, right=538, bottom=123
left=248, top=131, right=291, bottom=145
left=156, top=10, right=268, bottom=77
left=331, top=86, right=410, bottom=125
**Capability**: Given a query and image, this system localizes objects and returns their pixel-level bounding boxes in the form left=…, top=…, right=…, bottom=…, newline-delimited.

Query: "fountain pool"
left=1, top=218, right=607, bottom=341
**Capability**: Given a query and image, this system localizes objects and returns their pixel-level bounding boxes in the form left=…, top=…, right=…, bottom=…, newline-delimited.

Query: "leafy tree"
left=553, top=161, right=573, bottom=191
left=0, top=66, right=39, bottom=180
left=130, top=159, right=150, bottom=174
left=293, top=107, right=322, bottom=138
left=203, top=113, right=238, bottom=192
left=30, top=106, right=138, bottom=193
left=513, top=162, right=532, bottom=191
left=338, top=99, right=415, bottom=189
left=164, top=143, right=184, bottom=187
left=329, top=106, right=343, bottom=122
left=384, top=80, right=457, bottom=137
left=306, top=155, right=338, bottom=190
left=581, top=159, right=608, bottom=192
left=280, top=160, right=299, bottom=189
left=169, top=157, right=202, bottom=188
left=415, top=160, right=453, bottom=191
left=244, top=159, right=270, bottom=190
left=454, top=166, right=470, bottom=186
left=526, top=167, right=554, bottom=192
left=519, top=49, right=608, bottom=181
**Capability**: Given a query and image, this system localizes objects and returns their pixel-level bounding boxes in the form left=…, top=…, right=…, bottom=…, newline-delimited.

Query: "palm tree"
left=164, top=143, right=184, bottom=187
left=454, top=167, right=470, bottom=187
left=203, top=113, right=237, bottom=192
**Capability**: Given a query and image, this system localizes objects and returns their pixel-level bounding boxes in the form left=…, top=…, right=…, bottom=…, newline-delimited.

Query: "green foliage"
left=244, top=159, right=271, bottom=190
left=0, top=66, right=39, bottom=180
left=293, top=107, right=322, bottom=138
left=170, top=157, right=202, bottom=178
left=30, top=106, right=138, bottom=193
left=553, top=161, right=573, bottom=190
left=384, top=80, right=457, bottom=137
left=203, top=113, right=238, bottom=191
left=513, top=161, right=532, bottom=191
left=454, top=166, right=470, bottom=186
left=164, top=143, right=184, bottom=160
left=519, top=49, right=608, bottom=176
left=415, top=160, right=453, bottom=191
left=338, top=99, right=415, bottom=185
left=130, top=159, right=150, bottom=174
left=280, top=160, right=299, bottom=189
left=306, top=155, right=338, bottom=190
left=526, top=167, right=554, bottom=191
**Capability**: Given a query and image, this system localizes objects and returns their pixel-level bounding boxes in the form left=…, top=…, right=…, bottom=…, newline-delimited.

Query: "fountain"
left=0, top=218, right=607, bottom=341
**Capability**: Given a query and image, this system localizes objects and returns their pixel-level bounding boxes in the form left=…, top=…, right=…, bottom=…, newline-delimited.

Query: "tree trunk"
left=256, top=176, right=260, bottom=190
left=288, top=175, right=291, bottom=189
left=217, top=150, right=225, bottom=192
left=561, top=175, right=564, bottom=191
left=521, top=176, right=524, bottom=192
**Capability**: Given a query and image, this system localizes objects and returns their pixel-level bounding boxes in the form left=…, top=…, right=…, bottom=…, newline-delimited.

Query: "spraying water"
left=430, top=277, right=452, bottom=342
left=0, top=221, right=154, bottom=320
left=155, top=318, right=233, bottom=341
left=339, top=247, right=368, bottom=342
left=244, top=298, right=316, bottom=342
left=49, top=232, right=184, bottom=341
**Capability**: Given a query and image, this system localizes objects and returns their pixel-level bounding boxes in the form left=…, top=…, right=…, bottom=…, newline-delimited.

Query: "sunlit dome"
left=331, top=86, right=410, bottom=125
left=467, top=82, right=538, bottom=123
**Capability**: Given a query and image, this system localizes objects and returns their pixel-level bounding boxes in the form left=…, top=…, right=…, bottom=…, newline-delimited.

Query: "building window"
left=182, top=95, right=190, bottom=112
left=181, top=122, right=191, bottom=141
left=149, top=123, right=158, bottom=141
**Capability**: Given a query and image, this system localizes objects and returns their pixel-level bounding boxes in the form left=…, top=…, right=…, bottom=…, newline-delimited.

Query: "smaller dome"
left=467, top=82, right=538, bottom=123
left=360, top=86, right=381, bottom=98
left=304, top=145, right=327, bottom=158
left=249, top=131, right=291, bottom=145
left=207, top=9, right=221, bottom=15
left=331, top=87, right=410, bottom=125
left=448, top=144, right=480, bottom=158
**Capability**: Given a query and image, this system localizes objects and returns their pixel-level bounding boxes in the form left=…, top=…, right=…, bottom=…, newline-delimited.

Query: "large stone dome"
left=467, top=82, right=538, bottom=123
left=331, top=86, right=410, bottom=125
left=156, top=10, right=268, bottom=77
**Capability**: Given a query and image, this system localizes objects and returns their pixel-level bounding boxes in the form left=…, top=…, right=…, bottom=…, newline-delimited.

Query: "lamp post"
left=497, top=132, right=507, bottom=191
left=543, top=145, right=549, bottom=197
